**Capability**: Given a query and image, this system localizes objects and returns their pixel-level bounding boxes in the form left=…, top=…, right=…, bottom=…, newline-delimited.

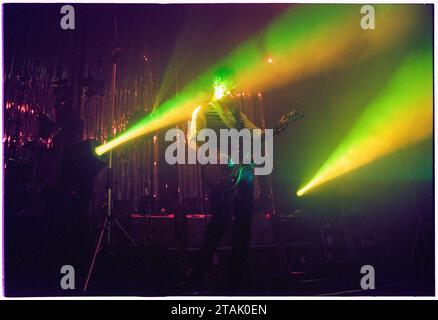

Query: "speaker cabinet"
left=130, top=214, right=177, bottom=247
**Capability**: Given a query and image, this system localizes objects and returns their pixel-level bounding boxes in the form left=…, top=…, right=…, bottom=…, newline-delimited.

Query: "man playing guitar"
left=187, top=66, right=258, bottom=290
left=186, top=66, right=302, bottom=290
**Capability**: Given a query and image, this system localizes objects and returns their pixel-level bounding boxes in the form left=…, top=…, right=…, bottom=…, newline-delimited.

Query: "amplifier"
left=185, top=214, right=232, bottom=248
left=185, top=214, right=273, bottom=248
left=272, top=215, right=321, bottom=244
left=130, top=213, right=273, bottom=248
left=130, top=214, right=178, bottom=247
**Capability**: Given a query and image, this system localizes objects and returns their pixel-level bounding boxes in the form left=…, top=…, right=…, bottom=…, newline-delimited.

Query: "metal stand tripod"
left=83, top=47, right=136, bottom=292
left=83, top=154, right=136, bottom=292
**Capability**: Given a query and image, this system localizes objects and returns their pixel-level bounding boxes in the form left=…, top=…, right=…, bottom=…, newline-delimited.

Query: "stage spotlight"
left=297, top=49, right=432, bottom=196
left=94, top=90, right=205, bottom=156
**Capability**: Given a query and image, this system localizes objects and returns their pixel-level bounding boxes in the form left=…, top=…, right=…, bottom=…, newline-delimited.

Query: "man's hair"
left=213, top=66, right=236, bottom=85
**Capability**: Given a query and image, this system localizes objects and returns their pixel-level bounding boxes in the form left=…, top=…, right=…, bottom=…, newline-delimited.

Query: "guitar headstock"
left=274, top=110, right=304, bottom=135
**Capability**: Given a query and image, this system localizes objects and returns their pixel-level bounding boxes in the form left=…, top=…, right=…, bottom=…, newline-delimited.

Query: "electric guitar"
left=202, top=110, right=304, bottom=190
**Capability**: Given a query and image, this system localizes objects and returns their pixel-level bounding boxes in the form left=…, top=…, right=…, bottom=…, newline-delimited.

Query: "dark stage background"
left=3, top=4, right=434, bottom=296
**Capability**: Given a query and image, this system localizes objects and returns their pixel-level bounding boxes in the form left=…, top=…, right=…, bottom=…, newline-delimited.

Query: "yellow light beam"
left=297, top=48, right=433, bottom=196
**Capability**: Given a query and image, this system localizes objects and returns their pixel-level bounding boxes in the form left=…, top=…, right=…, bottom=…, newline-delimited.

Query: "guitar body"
left=202, top=162, right=254, bottom=191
